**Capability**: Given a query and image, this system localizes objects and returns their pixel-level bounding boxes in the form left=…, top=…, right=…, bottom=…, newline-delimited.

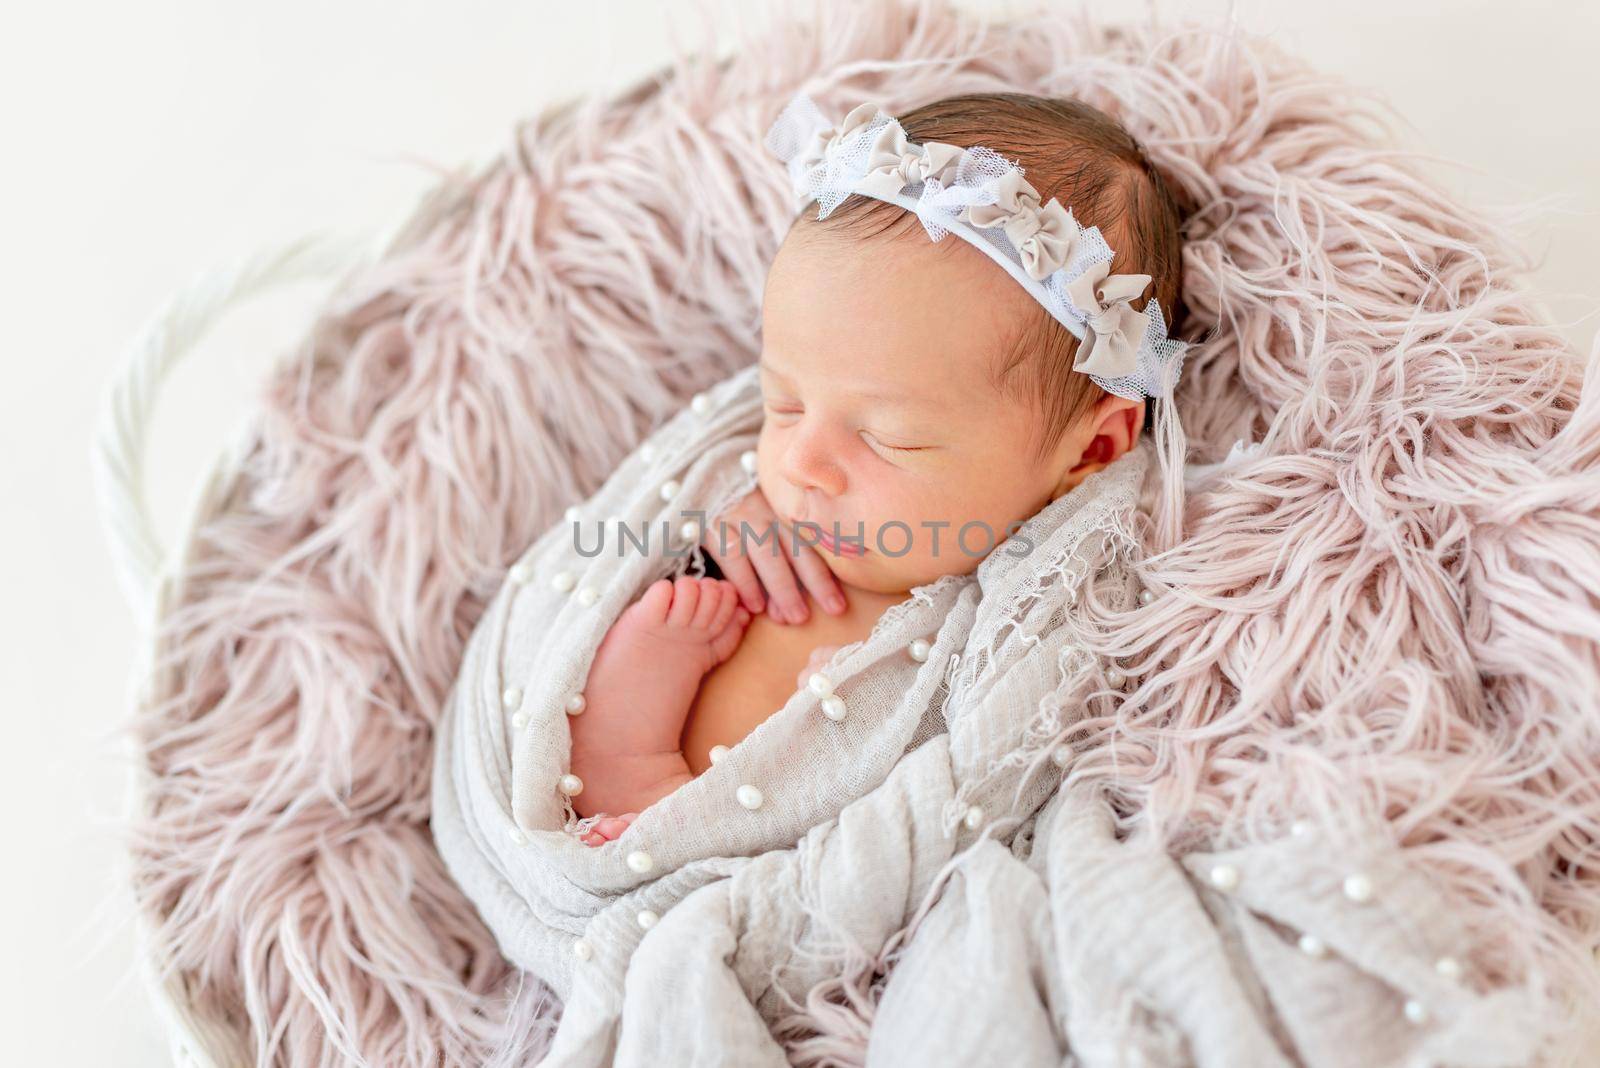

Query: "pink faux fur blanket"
left=115, top=1, right=1600, bottom=1064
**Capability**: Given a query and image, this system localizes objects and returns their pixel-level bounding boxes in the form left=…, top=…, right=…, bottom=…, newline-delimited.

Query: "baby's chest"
left=678, top=604, right=881, bottom=776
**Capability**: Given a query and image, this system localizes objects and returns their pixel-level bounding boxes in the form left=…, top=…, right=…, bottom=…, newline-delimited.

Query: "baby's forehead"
left=766, top=223, right=1032, bottom=345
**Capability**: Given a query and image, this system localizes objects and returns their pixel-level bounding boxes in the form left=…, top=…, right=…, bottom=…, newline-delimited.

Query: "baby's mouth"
left=786, top=515, right=867, bottom=557
left=816, top=528, right=867, bottom=557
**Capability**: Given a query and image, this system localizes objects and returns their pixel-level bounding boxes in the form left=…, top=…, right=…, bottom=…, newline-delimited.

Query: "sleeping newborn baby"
left=566, top=93, right=1185, bottom=844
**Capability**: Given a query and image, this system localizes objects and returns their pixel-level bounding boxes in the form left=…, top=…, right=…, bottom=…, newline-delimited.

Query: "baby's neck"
left=832, top=579, right=912, bottom=624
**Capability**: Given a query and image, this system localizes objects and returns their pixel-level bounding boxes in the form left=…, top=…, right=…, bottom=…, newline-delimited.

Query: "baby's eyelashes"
left=861, top=430, right=929, bottom=452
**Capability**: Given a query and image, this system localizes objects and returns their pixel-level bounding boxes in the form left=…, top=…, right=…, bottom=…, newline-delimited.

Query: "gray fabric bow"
left=855, top=123, right=966, bottom=198
left=1066, top=261, right=1153, bottom=379
left=965, top=171, right=1082, bottom=281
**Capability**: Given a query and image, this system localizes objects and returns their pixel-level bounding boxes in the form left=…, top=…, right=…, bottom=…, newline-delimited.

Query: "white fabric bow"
left=1066, top=261, right=1154, bottom=379
left=965, top=171, right=1082, bottom=281
left=793, top=101, right=882, bottom=192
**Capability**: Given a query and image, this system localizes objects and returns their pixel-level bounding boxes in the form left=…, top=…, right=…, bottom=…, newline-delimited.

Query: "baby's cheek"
left=754, top=427, right=780, bottom=498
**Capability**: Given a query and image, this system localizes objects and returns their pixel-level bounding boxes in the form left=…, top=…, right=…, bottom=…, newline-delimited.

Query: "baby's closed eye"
left=860, top=429, right=932, bottom=453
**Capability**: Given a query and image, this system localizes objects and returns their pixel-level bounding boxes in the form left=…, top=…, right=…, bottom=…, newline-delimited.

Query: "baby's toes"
left=709, top=606, right=752, bottom=663
left=666, top=576, right=702, bottom=627
left=704, top=581, right=740, bottom=636
left=689, top=578, right=728, bottom=633
left=627, top=578, right=674, bottom=627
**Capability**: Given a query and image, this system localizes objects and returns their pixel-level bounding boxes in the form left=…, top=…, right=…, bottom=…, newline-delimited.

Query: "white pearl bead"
left=1343, top=873, right=1374, bottom=903
left=963, top=805, right=984, bottom=830
left=551, top=570, right=576, bottom=593
left=1290, top=820, right=1312, bottom=837
left=509, top=562, right=533, bottom=585
left=708, top=744, right=729, bottom=765
left=679, top=519, right=702, bottom=543
left=559, top=774, right=584, bottom=797
left=1050, top=744, right=1072, bottom=768
left=1105, top=668, right=1125, bottom=686
left=1298, top=934, right=1327, bottom=958
left=907, top=638, right=930, bottom=662
left=508, top=828, right=527, bottom=846
left=1403, top=999, right=1429, bottom=1025
left=806, top=672, right=834, bottom=698
left=512, top=712, right=528, bottom=729
left=576, top=587, right=600, bottom=607
left=739, top=449, right=758, bottom=474
left=659, top=479, right=681, bottom=500
left=690, top=392, right=711, bottom=414
left=1209, top=864, right=1241, bottom=891
left=820, top=695, right=848, bottom=721
left=1435, top=956, right=1462, bottom=980
left=564, top=506, right=581, bottom=522
left=565, top=692, right=586, bottom=715
left=736, top=784, right=764, bottom=810
left=626, top=850, right=653, bottom=874
left=502, top=687, right=522, bottom=708
left=1138, top=589, right=1155, bottom=606
left=573, top=938, right=592, bottom=961
left=640, top=443, right=657, bottom=463
left=637, top=909, right=659, bottom=930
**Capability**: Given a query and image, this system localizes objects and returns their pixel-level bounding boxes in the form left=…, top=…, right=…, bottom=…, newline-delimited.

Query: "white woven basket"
left=90, top=177, right=470, bottom=1064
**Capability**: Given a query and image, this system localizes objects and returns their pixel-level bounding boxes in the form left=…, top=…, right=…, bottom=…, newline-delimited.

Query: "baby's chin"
left=804, top=545, right=882, bottom=593
left=820, top=547, right=976, bottom=598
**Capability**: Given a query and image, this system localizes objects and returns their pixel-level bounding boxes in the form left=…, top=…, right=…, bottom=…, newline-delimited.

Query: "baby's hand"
left=703, top=485, right=846, bottom=625
left=579, top=812, right=638, bottom=847
left=796, top=644, right=844, bottom=691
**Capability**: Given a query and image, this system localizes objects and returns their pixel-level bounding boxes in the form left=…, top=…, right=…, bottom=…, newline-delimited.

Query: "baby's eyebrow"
left=758, top=357, right=924, bottom=407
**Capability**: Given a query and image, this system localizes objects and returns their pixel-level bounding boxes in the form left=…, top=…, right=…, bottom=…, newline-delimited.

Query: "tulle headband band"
left=763, top=92, right=1187, bottom=401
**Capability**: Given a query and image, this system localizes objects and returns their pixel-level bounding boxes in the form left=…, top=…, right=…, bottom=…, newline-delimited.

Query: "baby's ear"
left=1093, top=393, right=1145, bottom=457
left=1052, top=394, right=1144, bottom=496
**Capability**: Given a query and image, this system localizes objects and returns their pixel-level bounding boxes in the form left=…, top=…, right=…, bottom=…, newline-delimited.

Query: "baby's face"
left=752, top=223, right=1079, bottom=596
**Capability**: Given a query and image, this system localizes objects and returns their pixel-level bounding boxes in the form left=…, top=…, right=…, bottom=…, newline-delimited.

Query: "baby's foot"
left=579, top=812, right=638, bottom=848
left=569, top=577, right=750, bottom=818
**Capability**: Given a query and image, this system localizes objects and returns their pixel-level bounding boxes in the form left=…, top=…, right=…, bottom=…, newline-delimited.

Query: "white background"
left=3, top=0, right=1595, bottom=1061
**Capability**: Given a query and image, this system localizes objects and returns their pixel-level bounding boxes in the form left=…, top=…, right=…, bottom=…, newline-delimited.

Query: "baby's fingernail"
left=826, top=595, right=845, bottom=613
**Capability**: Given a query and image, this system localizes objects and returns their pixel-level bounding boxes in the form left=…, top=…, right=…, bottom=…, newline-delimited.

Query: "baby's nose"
left=779, top=437, right=846, bottom=499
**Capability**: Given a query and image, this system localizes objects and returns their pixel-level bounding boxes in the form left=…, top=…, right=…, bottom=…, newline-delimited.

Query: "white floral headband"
left=763, top=92, right=1188, bottom=400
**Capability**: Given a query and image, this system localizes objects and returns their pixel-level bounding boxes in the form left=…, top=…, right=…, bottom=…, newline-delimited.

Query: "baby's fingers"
left=790, top=541, right=847, bottom=615
left=579, top=812, right=639, bottom=847
left=594, top=814, right=635, bottom=839
left=705, top=543, right=766, bottom=615
left=748, top=542, right=807, bottom=624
